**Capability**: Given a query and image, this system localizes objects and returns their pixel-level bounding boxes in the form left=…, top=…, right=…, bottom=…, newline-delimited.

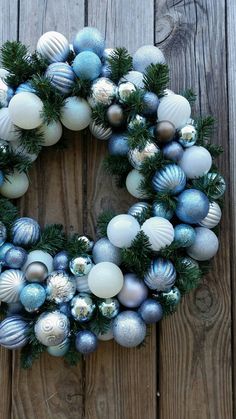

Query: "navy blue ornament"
left=0, top=315, right=29, bottom=349
left=15, top=81, right=36, bottom=94
left=142, top=92, right=159, bottom=116
left=162, top=141, right=184, bottom=162
left=73, top=27, right=105, bottom=57
left=152, top=201, right=174, bottom=220
left=59, top=302, right=72, bottom=317
left=45, top=63, right=75, bottom=95
left=144, top=258, right=176, bottom=291
left=152, top=164, right=186, bottom=195
left=72, top=51, right=102, bottom=80
left=174, top=224, right=196, bottom=247
left=11, top=217, right=41, bottom=247
left=75, top=330, right=98, bottom=354
left=108, top=133, right=129, bottom=156
left=138, top=299, right=163, bottom=324
left=20, top=283, right=46, bottom=312
left=0, top=170, right=4, bottom=187
left=0, top=221, right=7, bottom=246
left=53, top=251, right=69, bottom=271
left=4, top=246, right=27, bottom=269
left=175, top=189, right=209, bottom=224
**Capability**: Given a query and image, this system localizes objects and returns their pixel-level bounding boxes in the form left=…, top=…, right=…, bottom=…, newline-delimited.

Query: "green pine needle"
left=143, top=63, right=169, bottom=97
left=175, top=259, right=202, bottom=295
left=92, top=104, right=110, bottom=128
left=157, top=241, right=180, bottom=260
left=64, top=337, right=82, bottom=367
left=97, top=210, right=116, bottom=237
left=16, top=127, right=44, bottom=154
left=121, top=230, right=153, bottom=278
left=123, top=90, right=145, bottom=120
left=31, top=224, right=66, bottom=255
left=196, top=116, right=215, bottom=144
left=0, top=147, right=32, bottom=175
left=191, top=173, right=224, bottom=201
left=21, top=324, right=46, bottom=369
left=182, top=89, right=197, bottom=106
left=155, top=293, right=179, bottom=316
left=71, top=78, right=92, bottom=99
left=0, top=198, right=19, bottom=230
left=107, top=47, right=133, bottom=83
left=127, top=122, right=154, bottom=150
left=67, top=234, right=92, bottom=258
left=131, top=206, right=152, bottom=225
left=89, top=309, right=112, bottom=336
left=103, top=154, right=132, bottom=187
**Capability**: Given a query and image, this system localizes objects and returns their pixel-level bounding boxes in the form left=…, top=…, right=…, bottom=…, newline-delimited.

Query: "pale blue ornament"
left=47, top=338, right=70, bottom=357
left=138, top=299, right=163, bottom=324
left=113, top=311, right=146, bottom=348
left=152, top=201, right=174, bottom=220
left=53, top=250, right=69, bottom=271
left=75, top=330, right=98, bottom=354
left=101, top=63, right=111, bottom=78
left=108, top=132, right=129, bottom=156
left=92, top=238, right=121, bottom=265
left=142, top=92, right=159, bottom=116
left=128, top=202, right=151, bottom=222
left=69, top=254, right=93, bottom=276
left=160, top=286, right=181, bottom=306
left=0, top=221, right=7, bottom=246
left=162, top=141, right=184, bottom=162
left=45, top=62, right=75, bottom=95
left=133, top=45, right=165, bottom=72
left=152, top=164, right=186, bottom=195
left=15, top=81, right=36, bottom=94
left=186, top=227, right=219, bottom=261
left=175, top=189, right=209, bottom=224
left=0, top=243, right=14, bottom=262
left=20, top=283, right=46, bottom=312
left=144, top=258, right=176, bottom=291
left=72, top=51, right=102, bottom=80
left=71, top=293, right=96, bottom=322
left=178, top=124, right=197, bottom=147
left=0, top=170, right=4, bottom=187
left=4, top=246, right=27, bottom=269
left=12, top=217, right=41, bottom=247
left=174, top=224, right=196, bottom=247
left=117, top=273, right=148, bottom=308
left=73, top=27, right=105, bottom=57
left=97, top=298, right=120, bottom=319
left=0, top=315, right=29, bottom=349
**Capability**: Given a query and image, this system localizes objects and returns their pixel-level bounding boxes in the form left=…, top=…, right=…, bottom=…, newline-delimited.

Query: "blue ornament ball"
left=174, top=224, right=196, bottom=247
left=0, top=170, right=4, bottom=187
left=0, top=221, right=7, bottom=246
left=15, top=81, right=36, bottom=94
left=0, top=315, right=29, bottom=349
left=72, top=51, right=102, bottom=80
left=175, top=189, right=209, bottom=224
left=144, top=258, right=176, bottom=291
left=152, top=201, right=174, bottom=220
left=53, top=250, right=69, bottom=271
left=138, top=299, right=163, bottom=324
left=152, top=164, right=186, bottom=195
left=108, top=133, right=129, bottom=156
left=0, top=242, right=14, bottom=262
left=12, top=217, right=41, bottom=247
left=113, top=311, right=146, bottom=348
left=7, top=301, right=23, bottom=315
left=4, top=246, right=27, bottom=269
left=59, top=302, right=72, bottom=317
left=162, top=141, right=184, bottom=162
left=45, top=62, right=75, bottom=95
left=73, top=26, right=105, bottom=57
left=20, top=283, right=46, bottom=312
left=75, top=330, right=98, bottom=354
left=142, top=92, right=159, bottom=116
left=101, top=63, right=111, bottom=78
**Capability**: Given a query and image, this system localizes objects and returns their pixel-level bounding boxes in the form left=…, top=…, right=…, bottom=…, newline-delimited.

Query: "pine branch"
left=64, top=336, right=82, bottom=366
left=103, top=154, right=132, bottom=187
left=31, top=224, right=66, bottom=255
left=143, top=63, right=169, bottom=97
left=181, top=89, right=197, bottom=106
left=127, top=122, right=153, bottom=150
left=123, top=90, right=145, bottom=120
left=196, top=116, right=215, bottom=144
left=203, top=143, right=223, bottom=158
left=191, top=173, right=224, bottom=201
left=107, top=47, right=133, bottom=83
left=97, top=210, right=116, bottom=237
left=121, top=231, right=153, bottom=278
left=67, top=234, right=91, bottom=258
left=0, top=147, right=32, bottom=175
left=155, top=292, right=179, bottom=316
left=20, top=323, right=46, bottom=369
left=175, top=259, right=202, bottom=295
left=16, top=127, right=44, bottom=154
left=71, top=78, right=92, bottom=99
left=157, top=241, right=180, bottom=260
left=0, top=198, right=19, bottom=230
left=89, top=308, right=112, bottom=335
left=92, top=104, right=110, bottom=128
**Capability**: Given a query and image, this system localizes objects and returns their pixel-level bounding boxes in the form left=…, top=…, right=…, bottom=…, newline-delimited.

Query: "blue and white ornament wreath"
left=0, top=27, right=225, bottom=367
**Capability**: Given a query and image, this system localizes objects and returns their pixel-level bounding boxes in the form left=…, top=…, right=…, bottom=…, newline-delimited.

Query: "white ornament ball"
left=126, top=169, right=148, bottom=199
left=199, top=202, right=222, bottom=229
left=187, top=227, right=219, bottom=261
left=40, top=121, right=63, bottom=146
left=107, top=214, right=140, bottom=248
left=179, top=146, right=212, bottom=179
left=8, top=92, right=43, bottom=130
left=88, top=262, right=124, bottom=298
left=133, top=45, right=165, bottom=72
left=157, top=94, right=191, bottom=129
left=23, top=250, right=54, bottom=274
left=0, top=170, right=29, bottom=199
left=141, top=217, right=175, bottom=251
left=61, top=97, right=91, bottom=131
left=120, top=71, right=144, bottom=89
left=0, top=108, right=20, bottom=142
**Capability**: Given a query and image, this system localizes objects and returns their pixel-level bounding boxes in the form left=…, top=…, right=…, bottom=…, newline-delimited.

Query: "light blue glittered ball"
left=163, top=141, right=184, bottom=162
left=45, top=62, right=75, bottom=95
left=12, top=217, right=41, bottom=247
left=72, top=51, right=102, bottom=80
left=15, top=81, right=36, bottom=94
left=75, top=330, right=98, bottom=354
left=47, top=338, right=70, bottom=357
left=73, top=27, right=105, bottom=57
left=20, top=283, right=46, bottom=312
left=0, top=243, right=14, bottom=262
left=174, top=224, right=196, bottom=247
left=113, top=311, right=146, bottom=348
left=4, top=246, right=27, bottom=269
left=108, top=133, right=129, bottom=156
left=0, top=170, right=4, bottom=187
left=152, top=201, right=174, bottom=220
left=142, top=92, right=159, bottom=116
left=144, top=258, right=176, bottom=291
left=152, top=164, right=186, bottom=195
left=133, top=45, right=165, bottom=73
left=138, top=299, right=163, bottom=324
left=0, top=221, right=7, bottom=246
left=175, top=189, right=209, bottom=224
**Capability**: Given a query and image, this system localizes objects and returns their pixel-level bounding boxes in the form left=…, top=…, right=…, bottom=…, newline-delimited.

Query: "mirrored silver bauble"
left=0, top=77, right=14, bottom=107
left=34, top=311, right=70, bottom=346
left=160, top=286, right=181, bottom=306
left=0, top=315, right=29, bottom=349
left=152, top=201, right=174, bottom=220
left=75, top=330, right=98, bottom=354
left=92, top=238, right=121, bottom=265
left=177, top=256, right=199, bottom=270
left=0, top=269, right=26, bottom=303
left=162, top=141, right=184, bottom=162
left=46, top=271, right=76, bottom=304
left=25, top=261, right=48, bottom=283
left=88, top=77, right=117, bottom=108
left=138, top=299, right=163, bottom=324
left=89, top=120, right=112, bottom=140
left=37, top=31, right=70, bottom=63
left=0, top=139, right=10, bottom=155
left=76, top=235, right=94, bottom=252
left=69, top=255, right=93, bottom=277
left=128, top=202, right=151, bottom=223
left=113, top=311, right=146, bottom=348
left=12, top=217, right=41, bottom=247
left=128, top=142, right=160, bottom=170
left=118, top=81, right=136, bottom=102
left=107, top=104, right=124, bottom=127
left=53, top=251, right=69, bottom=271
left=45, top=62, right=75, bottom=95
left=128, top=114, right=146, bottom=129
left=0, top=221, right=7, bottom=246
left=144, top=258, right=176, bottom=291
left=97, top=298, right=120, bottom=319
left=152, top=164, right=186, bottom=195
left=47, top=337, right=70, bottom=357
left=204, top=172, right=226, bottom=199
left=178, top=123, right=197, bottom=148
left=71, top=293, right=96, bottom=322
left=198, top=201, right=222, bottom=229
left=4, top=246, right=27, bottom=269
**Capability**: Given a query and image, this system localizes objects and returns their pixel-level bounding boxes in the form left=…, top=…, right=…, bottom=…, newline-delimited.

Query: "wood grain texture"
left=155, top=1, right=232, bottom=418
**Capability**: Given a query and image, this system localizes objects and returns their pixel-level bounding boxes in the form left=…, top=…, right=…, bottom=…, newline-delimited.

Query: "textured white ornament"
left=40, top=121, right=63, bottom=146
left=0, top=108, right=20, bottom=142
left=76, top=269, right=93, bottom=293
left=107, top=214, right=140, bottom=248
left=37, top=31, right=70, bottom=63
left=187, top=227, right=219, bottom=261
left=88, top=262, right=124, bottom=298
left=120, top=71, right=144, bottom=89
left=8, top=92, right=43, bottom=130
left=0, top=170, right=29, bottom=199
left=0, top=269, right=26, bottom=303
left=141, top=217, right=175, bottom=251
left=179, top=146, right=212, bottom=179
left=198, top=202, right=222, bottom=229
left=126, top=169, right=148, bottom=199
left=23, top=250, right=54, bottom=274
left=61, top=97, right=91, bottom=130
left=157, top=94, right=191, bottom=129
left=34, top=311, right=70, bottom=346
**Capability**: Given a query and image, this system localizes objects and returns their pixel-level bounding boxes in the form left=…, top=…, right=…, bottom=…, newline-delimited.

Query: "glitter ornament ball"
left=25, top=261, right=48, bottom=283
left=37, top=31, right=70, bottom=63
left=138, top=299, right=163, bottom=324
left=157, top=94, right=191, bottom=130
left=73, top=26, right=105, bottom=57
left=126, top=169, right=147, bottom=199
left=89, top=121, right=112, bottom=140
left=174, top=224, right=196, bottom=247
left=4, top=246, right=27, bottom=269
left=178, top=123, right=197, bottom=147
left=69, top=255, right=93, bottom=277
left=75, top=330, right=98, bottom=354
left=12, top=217, right=40, bottom=247
left=92, top=237, right=121, bottom=265
left=34, top=311, right=70, bottom=346
left=46, top=271, right=76, bottom=303
left=88, top=77, right=117, bottom=107
left=128, top=142, right=160, bottom=170
left=113, top=311, right=146, bottom=348
left=179, top=146, right=212, bottom=179
left=133, top=45, right=165, bottom=72
left=0, top=170, right=29, bottom=199
left=53, top=251, right=69, bottom=271
left=175, top=189, right=209, bottom=224
left=0, top=222, right=7, bottom=246
left=61, top=96, right=91, bottom=130
left=152, top=201, right=174, bottom=220
left=47, top=338, right=70, bottom=357
left=20, top=283, right=46, bottom=312
left=8, top=92, right=43, bottom=129
left=107, top=214, right=140, bottom=248
left=107, top=104, right=124, bottom=127
left=187, top=227, right=219, bottom=261
left=45, top=63, right=75, bottom=95
left=72, top=51, right=102, bottom=80
left=163, top=141, right=184, bottom=162
left=108, top=132, right=129, bottom=156
left=117, top=273, right=148, bottom=308
left=152, top=164, right=186, bottom=195
left=144, top=258, right=176, bottom=291
left=155, top=120, right=176, bottom=143
left=88, top=262, right=124, bottom=298
left=0, top=315, right=29, bottom=349
left=141, top=217, right=174, bottom=251
left=71, top=293, right=96, bottom=322
left=97, top=298, right=120, bottom=319
left=198, top=201, right=222, bottom=229
left=142, top=92, right=159, bottom=116
left=0, top=269, right=26, bottom=303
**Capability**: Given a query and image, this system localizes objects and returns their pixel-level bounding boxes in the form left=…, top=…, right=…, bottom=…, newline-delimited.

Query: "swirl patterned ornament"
left=34, top=311, right=70, bottom=346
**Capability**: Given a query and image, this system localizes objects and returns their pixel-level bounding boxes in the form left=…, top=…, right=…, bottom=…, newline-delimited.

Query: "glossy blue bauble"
left=45, top=62, right=75, bottom=95
left=73, top=26, right=105, bottom=57
left=75, top=330, right=98, bottom=354
left=175, top=189, right=209, bottom=224
left=53, top=250, right=69, bottom=271
left=142, top=92, right=159, bottom=116
left=0, top=315, right=29, bottom=349
left=163, top=141, right=184, bottom=162
left=4, top=246, right=27, bottom=269
left=0, top=170, right=4, bottom=187
left=15, top=81, right=36, bottom=94
left=20, top=283, right=46, bottom=312
left=0, top=243, right=14, bottom=262
left=108, top=133, right=129, bottom=156
left=174, top=224, right=196, bottom=247
left=0, top=221, right=7, bottom=246
left=59, top=302, right=72, bottom=317
left=152, top=164, right=186, bottom=195
left=72, top=51, right=102, bottom=80
left=138, top=299, right=163, bottom=324
left=144, top=258, right=176, bottom=291
left=12, top=217, right=41, bottom=247
left=152, top=201, right=174, bottom=220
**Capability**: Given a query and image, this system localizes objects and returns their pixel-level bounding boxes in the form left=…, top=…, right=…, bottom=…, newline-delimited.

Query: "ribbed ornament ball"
left=73, top=26, right=105, bottom=57
left=34, top=311, right=70, bottom=346
left=15, top=81, right=35, bottom=94
left=0, top=108, right=20, bottom=142
left=20, top=283, right=46, bottom=312
left=175, top=189, right=209, bottom=224
left=37, top=31, right=70, bottom=63
left=88, top=77, right=117, bottom=107
left=97, top=298, right=120, bottom=319
left=141, top=217, right=174, bottom=251
left=12, top=217, right=40, bottom=247
left=178, top=123, right=197, bottom=147
left=157, top=94, right=191, bottom=129
left=92, top=237, right=121, bottom=265
left=162, top=141, right=184, bottom=162
left=198, top=201, right=222, bottom=229
left=0, top=243, right=14, bottom=262
left=152, top=201, right=174, bottom=220
left=128, top=202, right=151, bottom=222
left=46, top=271, right=76, bottom=304
left=128, top=142, right=160, bottom=170
left=76, top=275, right=91, bottom=293
left=75, top=330, right=98, bottom=354
left=0, top=315, right=29, bottom=349
left=144, top=258, right=176, bottom=291
left=133, top=45, right=165, bottom=72
left=89, top=120, right=112, bottom=140
left=4, top=246, right=27, bottom=269
left=45, top=62, right=75, bottom=95
left=0, top=269, right=26, bottom=303
left=113, top=311, right=146, bottom=348
left=71, top=293, right=96, bottom=322
left=0, top=222, right=7, bottom=246
left=187, top=227, right=219, bottom=261
left=152, top=164, right=186, bottom=195
left=138, top=299, right=163, bottom=324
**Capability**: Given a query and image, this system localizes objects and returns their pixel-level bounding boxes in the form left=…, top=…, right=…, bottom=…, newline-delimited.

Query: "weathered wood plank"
left=85, top=1, right=157, bottom=419
left=155, top=1, right=232, bottom=418
left=12, top=1, right=86, bottom=418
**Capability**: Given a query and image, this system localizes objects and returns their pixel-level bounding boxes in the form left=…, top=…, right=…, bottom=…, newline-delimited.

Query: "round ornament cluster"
left=0, top=26, right=225, bottom=367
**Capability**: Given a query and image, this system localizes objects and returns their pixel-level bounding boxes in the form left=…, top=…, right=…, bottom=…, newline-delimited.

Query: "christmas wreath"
left=0, top=27, right=225, bottom=368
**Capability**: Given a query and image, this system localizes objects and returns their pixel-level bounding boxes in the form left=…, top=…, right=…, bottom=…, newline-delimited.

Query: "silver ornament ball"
left=77, top=235, right=94, bottom=252
left=0, top=315, right=29, bottom=349
left=46, top=271, right=76, bottom=304
left=11, top=217, right=41, bottom=247
left=97, top=298, right=120, bottom=319
left=75, top=330, right=98, bottom=354
left=198, top=201, right=222, bottom=229
left=34, top=311, right=70, bottom=346
left=25, top=261, right=48, bottom=283
left=128, top=142, right=160, bottom=170
left=128, top=202, right=151, bottom=222
left=107, top=104, right=124, bottom=128
left=144, top=258, right=176, bottom=291
left=71, top=293, right=96, bottom=322
left=89, top=120, right=112, bottom=140
left=162, top=141, right=184, bottom=162
left=178, top=123, right=197, bottom=148
left=92, top=238, right=121, bottom=265
left=0, top=77, right=14, bottom=107
left=138, top=299, right=163, bottom=324
left=69, top=254, right=93, bottom=277
left=113, top=311, right=146, bottom=348
left=160, top=286, right=181, bottom=307
left=118, top=273, right=148, bottom=308
left=204, top=173, right=226, bottom=199
left=37, top=31, right=70, bottom=63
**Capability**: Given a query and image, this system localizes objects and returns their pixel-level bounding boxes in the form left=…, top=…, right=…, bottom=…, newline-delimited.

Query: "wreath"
left=0, top=27, right=225, bottom=368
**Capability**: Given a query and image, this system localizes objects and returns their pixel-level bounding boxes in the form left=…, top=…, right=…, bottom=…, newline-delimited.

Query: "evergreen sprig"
left=64, top=339, right=82, bottom=366
left=91, top=103, right=110, bottom=128
left=97, top=210, right=116, bottom=237
left=71, top=78, right=92, bottom=99
left=123, top=90, right=145, bottom=120
left=0, top=147, right=32, bottom=175
left=89, top=308, right=112, bottom=336
left=103, top=154, right=132, bottom=187
left=143, top=63, right=169, bottom=97
left=127, top=122, right=154, bottom=150
left=31, top=224, right=66, bottom=255
left=191, top=173, right=224, bottom=201
left=107, top=47, right=133, bottom=83
left=155, top=293, right=179, bottom=316
left=157, top=241, right=180, bottom=260
left=0, top=198, right=19, bottom=230
left=67, top=234, right=91, bottom=258
left=17, top=127, right=44, bottom=154
left=175, top=260, right=202, bottom=295
left=182, top=89, right=197, bottom=106
left=121, top=231, right=153, bottom=278
left=196, top=116, right=215, bottom=144
left=21, top=323, right=46, bottom=369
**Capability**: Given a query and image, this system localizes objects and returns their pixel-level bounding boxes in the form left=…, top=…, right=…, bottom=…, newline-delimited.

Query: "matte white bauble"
left=198, top=202, right=222, bottom=229
left=179, top=146, right=212, bottom=179
left=8, top=92, right=43, bottom=129
left=0, top=170, right=29, bottom=199
left=120, top=71, right=144, bottom=89
left=187, top=227, right=219, bottom=261
left=23, top=250, right=54, bottom=274
left=40, top=121, right=63, bottom=146
left=107, top=214, right=140, bottom=248
left=141, top=217, right=175, bottom=251
left=88, top=262, right=124, bottom=298
left=126, top=169, right=148, bottom=199
left=0, top=108, right=20, bottom=142
left=157, top=94, right=191, bottom=129
left=61, top=97, right=91, bottom=131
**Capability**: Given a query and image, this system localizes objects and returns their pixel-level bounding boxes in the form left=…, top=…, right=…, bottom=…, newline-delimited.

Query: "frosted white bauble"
left=107, top=214, right=140, bottom=248
left=0, top=170, right=29, bottom=198
left=61, top=97, right=91, bottom=131
left=157, top=94, right=191, bottom=129
left=198, top=202, right=222, bottom=229
left=120, top=71, right=144, bottom=89
left=10, top=140, right=38, bottom=162
left=187, top=227, right=219, bottom=261
left=141, top=217, right=174, bottom=251
left=23, top=250, right=54, bottom=274
left=88, top=262, right=124, bottom=298
left=179, top=146, right=212, bottom=179
left=8, top=92, right=43, bottom=129
left=0, top=108, right=20, bottom=142
left=133, top=45, right=165, bottom=72
left=126, top=169, right=148, bottom=199
left=40, top=121, right=63, bottom=146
